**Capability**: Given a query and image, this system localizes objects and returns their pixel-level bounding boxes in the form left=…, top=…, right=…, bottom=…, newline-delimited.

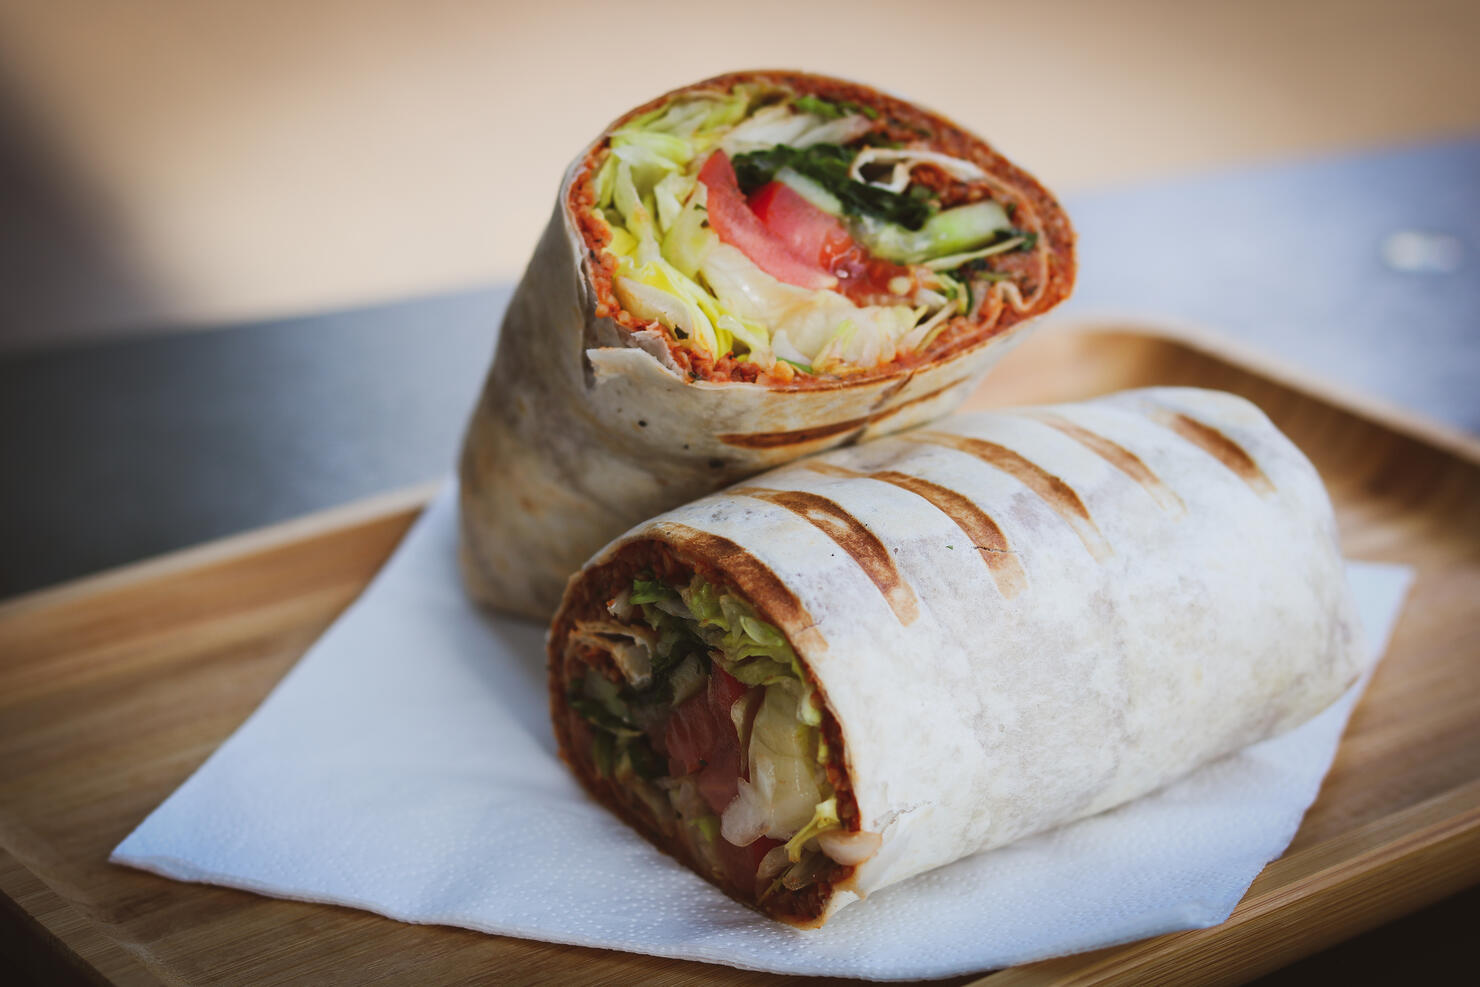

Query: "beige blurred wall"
left=1, top=0, right=1478, bottom=348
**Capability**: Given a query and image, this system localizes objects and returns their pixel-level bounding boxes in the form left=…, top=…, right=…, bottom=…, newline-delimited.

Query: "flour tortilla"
left=550, top=387, right=1362, bottom=924
left=458, top=71, right=1075, bottom=619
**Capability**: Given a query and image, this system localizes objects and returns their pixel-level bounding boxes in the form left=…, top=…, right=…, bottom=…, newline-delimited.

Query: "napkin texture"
left=113, top=484, right=1414, bottom=980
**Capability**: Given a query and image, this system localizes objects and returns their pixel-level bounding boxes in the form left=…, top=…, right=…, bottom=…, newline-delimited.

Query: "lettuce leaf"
left=784, top=796, right=840, bottom=862
left=630, top=578, right=676, bottom=606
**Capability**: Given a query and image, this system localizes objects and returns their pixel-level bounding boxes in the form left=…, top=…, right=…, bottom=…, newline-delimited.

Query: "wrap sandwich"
left=460, top=71, right=1076, bottom=619
left=548, top=387, right=1362, bottom=927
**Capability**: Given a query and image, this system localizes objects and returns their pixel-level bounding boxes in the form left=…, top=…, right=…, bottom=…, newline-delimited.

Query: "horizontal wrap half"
left=459, top=70, right=1076, bottom=618
left=548, top=387, right=1363, bottom=926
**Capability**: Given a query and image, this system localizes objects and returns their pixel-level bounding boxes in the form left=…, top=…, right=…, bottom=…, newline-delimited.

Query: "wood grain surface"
left=1, top=325, right=1477, bottom=985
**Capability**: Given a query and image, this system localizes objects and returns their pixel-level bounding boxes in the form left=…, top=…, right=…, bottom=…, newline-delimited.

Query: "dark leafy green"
left=626, top=740, right=666, bottom=780
left=731, top=143, right=937, bottom=230
left=568, top=697, right=641, bottom=737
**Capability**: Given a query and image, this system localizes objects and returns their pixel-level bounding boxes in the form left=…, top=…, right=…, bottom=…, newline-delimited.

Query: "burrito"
left=548, top=387, right=1362, bottom=927
left=460, top=71, right=1076, bottom=619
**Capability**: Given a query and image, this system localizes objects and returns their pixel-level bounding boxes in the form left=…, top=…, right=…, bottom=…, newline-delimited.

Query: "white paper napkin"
left=112, top=484, right=1415, bottom=980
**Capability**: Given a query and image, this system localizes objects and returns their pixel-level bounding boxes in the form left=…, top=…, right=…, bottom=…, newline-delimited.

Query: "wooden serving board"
left=2, top=325, right=1477, bottom=986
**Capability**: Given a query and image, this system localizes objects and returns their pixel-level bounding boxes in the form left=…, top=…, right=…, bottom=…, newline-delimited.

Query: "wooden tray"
left=3, top=325, right=1477, bottom=986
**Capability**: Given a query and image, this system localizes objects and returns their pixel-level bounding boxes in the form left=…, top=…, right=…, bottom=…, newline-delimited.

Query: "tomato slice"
left=697, top=742, right=739, bottom=815
left=661, top=663, right=757, bottom=816
left=654, top=665, right=782, bottom=896
left=696, top=666, right=750, bottom=813
left=709, top=664, right=750, bottom=716
left=748, top=180, right=914, bottom=304
left=747, top=181, right=855, bottom=270
left=664, top=691, right=717, bottom=777
left=697, top=152, right=837, bottom=291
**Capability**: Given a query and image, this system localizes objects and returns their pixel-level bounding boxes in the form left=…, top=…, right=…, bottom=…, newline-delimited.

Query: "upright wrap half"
left=460, top=71, right=1075, bottom=618
left=548, top=387, right=1362, bottom=926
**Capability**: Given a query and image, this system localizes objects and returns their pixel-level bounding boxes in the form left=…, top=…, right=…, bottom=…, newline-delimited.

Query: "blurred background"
left=3, top=0, right=1478, bottom=349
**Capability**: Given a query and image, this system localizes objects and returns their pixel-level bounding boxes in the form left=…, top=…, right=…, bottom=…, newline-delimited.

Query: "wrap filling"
left=574, top=79, right=1057, bottom=384
left=556, top=565, right=874, bottom=922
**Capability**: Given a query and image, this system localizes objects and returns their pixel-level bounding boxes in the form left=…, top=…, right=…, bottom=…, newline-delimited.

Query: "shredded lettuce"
left=785, top=797, right=839, bottom=862
left=746, top=680, right=828, bottom=839
left=673, top=575, right=807, bottom=685
left=659, top=184, right=714, bottom=279
left=604, top=224, right=638, bottom=258
left=629, top=579, right=672, bottom=605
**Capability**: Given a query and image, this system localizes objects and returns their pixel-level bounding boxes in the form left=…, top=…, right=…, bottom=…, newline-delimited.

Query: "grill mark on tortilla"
left=718, top=417, right=870, bottom=449
left=650, top=523, right=827, bottom=651
left=866, top=369, right=915, bottom=412
left=907, top=431, right=1112, bottom=560
left=731, top=487, right=920, bottom=625
left=1021, top=411, right=1186, bottom=514
left=862, top=376, right=965, bottom=427
left=804, top=462, right=1026, bottom=599
left=1146, top=409, right=1276, bottom=496
left=717, top=379, right=962, bottom=449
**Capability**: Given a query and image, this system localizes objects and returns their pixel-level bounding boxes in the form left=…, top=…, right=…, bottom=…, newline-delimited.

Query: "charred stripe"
left=649, top=523, right=828, bottom=653
left=732, top=487, right=920, bottom=625
left=717, top=379, right=964, bottom=449
left=803, top=462, right=1026, bottom=599
left=1022, top=411, right=1185, bottom=514
left=717, top=417, right=869, bottom=450
left=907, top=431, right=1113, bottom=560
left=1146, top=408, right=1276, bottom=496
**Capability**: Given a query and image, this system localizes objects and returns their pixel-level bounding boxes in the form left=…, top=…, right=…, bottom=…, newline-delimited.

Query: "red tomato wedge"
left=697, top=152, right=837, bottom=291
left=709, top=664, right=750, bottom=715
left=664, top=691, right=718, bottom=778
left=697, top=736, right=741, bottom=815
left=662, top=663, right=757, bottom=816
left=749, top=180, right=915, bottom=304
left=697, top=666, right=750, bottom=814
left=657, top=663, right=774, bottom=890
left=747, top=181, right=855, bottom=270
